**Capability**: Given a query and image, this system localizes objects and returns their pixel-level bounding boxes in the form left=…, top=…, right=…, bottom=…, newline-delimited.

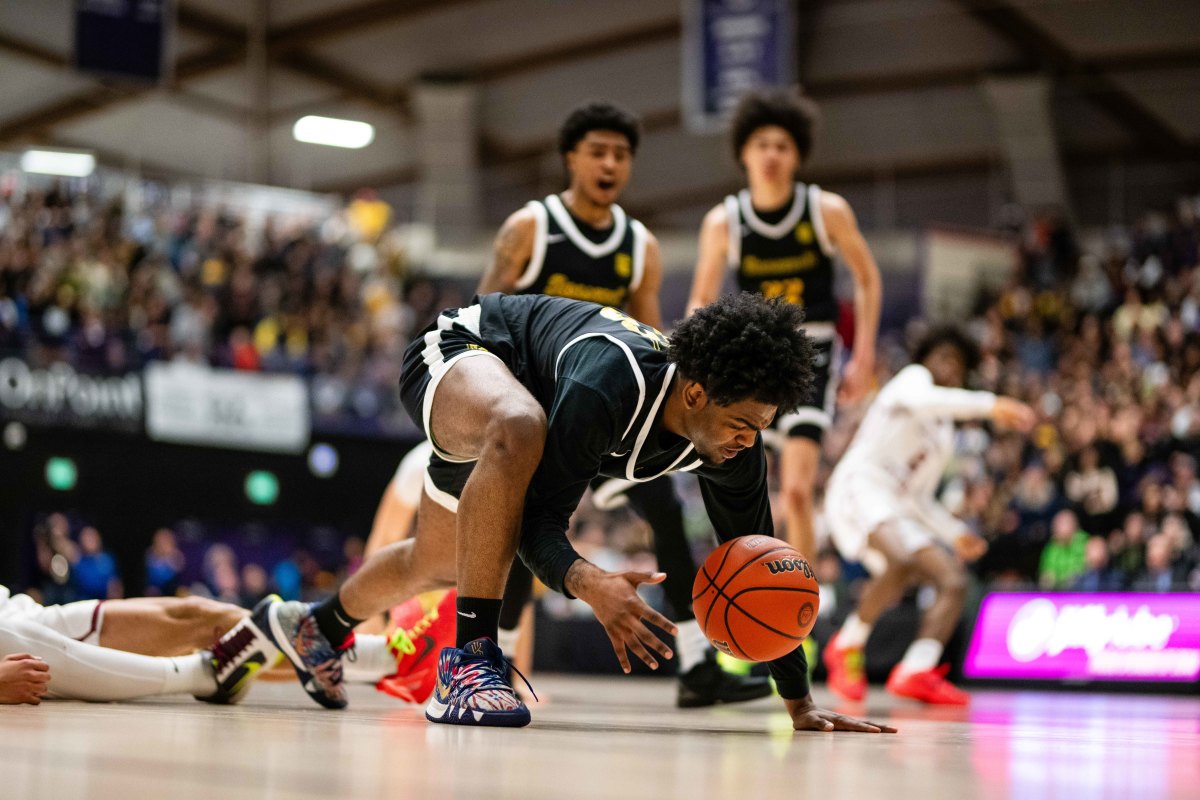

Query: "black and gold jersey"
left=513, top=194, right=648, bottom=308
left=725, top=182, right=837, bottom=325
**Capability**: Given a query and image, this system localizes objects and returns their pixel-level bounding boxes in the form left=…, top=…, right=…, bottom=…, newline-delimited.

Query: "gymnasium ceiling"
left=0, top=0, right=1198, bottom=223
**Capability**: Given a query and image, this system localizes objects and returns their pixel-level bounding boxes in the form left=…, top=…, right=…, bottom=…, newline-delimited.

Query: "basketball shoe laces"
left=452, top=650, right=538, bottom=707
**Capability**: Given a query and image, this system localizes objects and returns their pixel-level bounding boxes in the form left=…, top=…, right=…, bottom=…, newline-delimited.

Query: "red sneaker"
left=375, top=589, right=457, bottom=704
left=822, top=633, right=867, bottom=702
left=885, top=664, right=970, bottom=706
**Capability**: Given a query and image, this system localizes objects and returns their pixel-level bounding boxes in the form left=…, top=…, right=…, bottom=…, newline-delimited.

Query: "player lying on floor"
left=0, top=585, right=435, bottom=705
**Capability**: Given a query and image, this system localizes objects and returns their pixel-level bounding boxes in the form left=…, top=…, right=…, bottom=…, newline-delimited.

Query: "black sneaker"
left=677, top=655, right=773, bottom=709
left=195, top=594, right=282, bottom=705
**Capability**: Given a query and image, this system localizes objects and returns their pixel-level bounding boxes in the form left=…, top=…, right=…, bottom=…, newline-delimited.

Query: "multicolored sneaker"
left=823, top=633, right=867, bottom=702
left=885, top=664, right=970, bottom=706
left=425, top=637, right=533, bottom=727
left=196, top=594, right=283, bottom=705
left=375, top=590, right=457, bottom=704
left=259, top=599, right=351, bottom=710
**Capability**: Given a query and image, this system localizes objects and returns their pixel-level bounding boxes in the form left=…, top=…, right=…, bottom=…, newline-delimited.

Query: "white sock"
left=837, top=613, right=872, bottom=649
left=675, top=619, right=710, bottom=673
left=162, top=654, right=215, bottom=696
left=342, top=634, right=394, bottom=683
left=0, top=619, right=212, bottom=700
left=897, top=638, right=943, bottom=675
left=496, top=626, right=519, bottom=657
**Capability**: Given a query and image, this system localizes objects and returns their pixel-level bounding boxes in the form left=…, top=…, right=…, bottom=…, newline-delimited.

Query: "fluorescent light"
left=292, top=115, right=375, bottom=149
left=20, top=149, right=96, bottom=177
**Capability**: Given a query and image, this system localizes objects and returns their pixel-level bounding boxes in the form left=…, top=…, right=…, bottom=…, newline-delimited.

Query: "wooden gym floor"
left=1, top=677, right=1197, bottom=799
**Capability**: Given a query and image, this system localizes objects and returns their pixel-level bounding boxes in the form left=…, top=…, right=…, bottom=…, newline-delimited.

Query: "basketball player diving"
left=257, top=291, right=895, bottom=733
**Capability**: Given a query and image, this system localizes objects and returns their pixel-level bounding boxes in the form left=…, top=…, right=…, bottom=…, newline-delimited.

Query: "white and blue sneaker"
left=258, top=600, right=351, bottom=710
left=424, top=637, right=534, bottom=728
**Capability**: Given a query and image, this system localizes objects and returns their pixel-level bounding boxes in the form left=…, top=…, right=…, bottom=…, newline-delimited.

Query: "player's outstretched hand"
left=784, top=695, right=898, bottom=733
left=567, top=561, right=678, bottom=674
left=992, top=397, right=1036, bottom=432
left=0, top=653, right=51, bottom=705
left=837, top=355, right=874, bottom=405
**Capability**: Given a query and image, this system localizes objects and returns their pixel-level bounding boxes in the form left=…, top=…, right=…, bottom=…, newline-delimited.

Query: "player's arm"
left=476, top=207, right=537, bottom=294
left=696, top=440, right=896, bottom=733
left=685, top=203, right=730, bottom=316
left=820, top=191, right=881, bottom=404
left=890, top=366, right=1035, bottom=429
left=625, top=231, right=664, bottom=329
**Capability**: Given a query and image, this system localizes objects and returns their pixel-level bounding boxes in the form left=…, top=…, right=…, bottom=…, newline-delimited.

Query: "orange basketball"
left=691, top=536, right=820, bottom=662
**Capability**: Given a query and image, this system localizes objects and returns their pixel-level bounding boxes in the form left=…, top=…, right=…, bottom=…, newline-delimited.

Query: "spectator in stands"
left=1072, top=536, right=1124, bottom=591
left=144, top=528, right=185, bottom=597
left=1133, top=534, right=1182, bottom=592
left=72, top=527, right=122, bottom=601
left=1039, top=510, right=1089, bottom=589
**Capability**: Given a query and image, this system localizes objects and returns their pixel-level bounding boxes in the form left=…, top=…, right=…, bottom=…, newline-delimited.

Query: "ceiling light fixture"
left=292, top=115, right=375, bottom=149
left=20, top=149, right=96, bottom=177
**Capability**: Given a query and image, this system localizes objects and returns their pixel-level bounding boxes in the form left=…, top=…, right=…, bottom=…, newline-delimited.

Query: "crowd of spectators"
left=819, top=196, right=1200, bottom=597
left=0, top=183, right=462, bottom=434
left=7, top=178, right=1200, bottom=606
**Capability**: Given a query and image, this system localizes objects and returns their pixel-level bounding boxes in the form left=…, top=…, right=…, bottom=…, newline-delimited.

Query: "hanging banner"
left=682, top=0, right=795, bottom=133
left=74, top=0, right=172, bottom=84
left=964, top=592, right=1200, bottom=684
left=0, top=357, right=142, bottom=433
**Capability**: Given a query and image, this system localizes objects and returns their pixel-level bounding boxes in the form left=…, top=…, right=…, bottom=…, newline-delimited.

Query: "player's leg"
left=96, top=596, right=247, bottom=656
left=780, top=438, right=821, bottom=558
left=0, top=618, right=218, bottom=702
left=881, top=541, right=970, bottom=705
left=497, top=560, right=534, bottom=673
left=419, top=355, right=544, bottom=726
left=777, top=336, right=837, bottom=559
left=621, top=476, right=772, bottom=708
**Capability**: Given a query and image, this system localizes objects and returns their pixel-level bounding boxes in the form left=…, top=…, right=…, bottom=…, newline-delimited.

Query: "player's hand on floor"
left=784, top=695, right=897, bottom=733
left=0, top=653, right=51, bottom=705
left=569, top=563, right=678, bottom=673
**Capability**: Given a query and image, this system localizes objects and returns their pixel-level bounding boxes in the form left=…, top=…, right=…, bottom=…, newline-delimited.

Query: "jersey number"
left=599, top=307, right=668, bottom=350
left=761, top=277, right=805, bottom=305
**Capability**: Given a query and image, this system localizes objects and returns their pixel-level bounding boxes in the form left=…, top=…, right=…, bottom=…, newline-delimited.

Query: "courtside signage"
left=964, top=592, right=1200, bottom=682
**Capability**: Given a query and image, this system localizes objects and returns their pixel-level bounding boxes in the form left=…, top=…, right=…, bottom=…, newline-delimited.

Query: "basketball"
left=691, top=536, right=820, bottom=662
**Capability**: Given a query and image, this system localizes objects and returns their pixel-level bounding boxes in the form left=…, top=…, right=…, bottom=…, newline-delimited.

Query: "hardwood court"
left=2, top=677, right=1197, bottom=799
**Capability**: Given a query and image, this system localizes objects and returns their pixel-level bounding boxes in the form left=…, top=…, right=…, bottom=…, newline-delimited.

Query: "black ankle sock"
left=455, top=596, right=503, bottom=648
left=312, top=592, right=362, bottom=648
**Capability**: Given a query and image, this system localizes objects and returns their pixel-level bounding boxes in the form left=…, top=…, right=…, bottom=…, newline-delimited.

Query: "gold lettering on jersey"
left=795, top=222, right=814, bottom=244
left=544, top=273, right=627, bottom=307
left=599, top=306, right=668, bottom=349
left=741, top=252, right=817, bottom=277
left=760, top=277, right=805, bottom=305
left=615, top=253, right=632, bottom=279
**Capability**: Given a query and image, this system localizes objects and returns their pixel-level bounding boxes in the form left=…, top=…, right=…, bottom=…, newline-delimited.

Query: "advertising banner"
left=144, top=362, right=309, bottom=454
left=964, top=592, right=1200, bottom=683
left=0, top=356, right=142, bottom=433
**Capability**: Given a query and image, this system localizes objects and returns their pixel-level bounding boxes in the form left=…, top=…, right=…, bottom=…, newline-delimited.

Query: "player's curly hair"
left=558, top=101, right=641, bottom=155
left=669, top=293, right=814, bottom=411
left=912, top=325, right=981, bottom=372
left=730, top=88, right=820, bottom=165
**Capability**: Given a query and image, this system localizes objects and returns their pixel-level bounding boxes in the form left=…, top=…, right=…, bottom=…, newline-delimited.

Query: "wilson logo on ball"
left=764, top=558, right=814, bottom=578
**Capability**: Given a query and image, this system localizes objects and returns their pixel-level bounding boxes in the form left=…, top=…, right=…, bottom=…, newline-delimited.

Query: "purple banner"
left=964, top=592, right=1200, bottom=683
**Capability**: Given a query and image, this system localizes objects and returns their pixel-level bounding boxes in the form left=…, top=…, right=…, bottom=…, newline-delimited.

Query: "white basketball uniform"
left=825, top=364, right=995, bottom=575
left=0, top=585, right=103, bottom=644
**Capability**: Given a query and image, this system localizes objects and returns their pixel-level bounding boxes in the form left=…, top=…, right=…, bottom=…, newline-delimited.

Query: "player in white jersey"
left=0, top=586, right=276, bottom=704
left=0, top=585, right=409, bottom=704
left=822, top=328, right=1035, bottom=705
